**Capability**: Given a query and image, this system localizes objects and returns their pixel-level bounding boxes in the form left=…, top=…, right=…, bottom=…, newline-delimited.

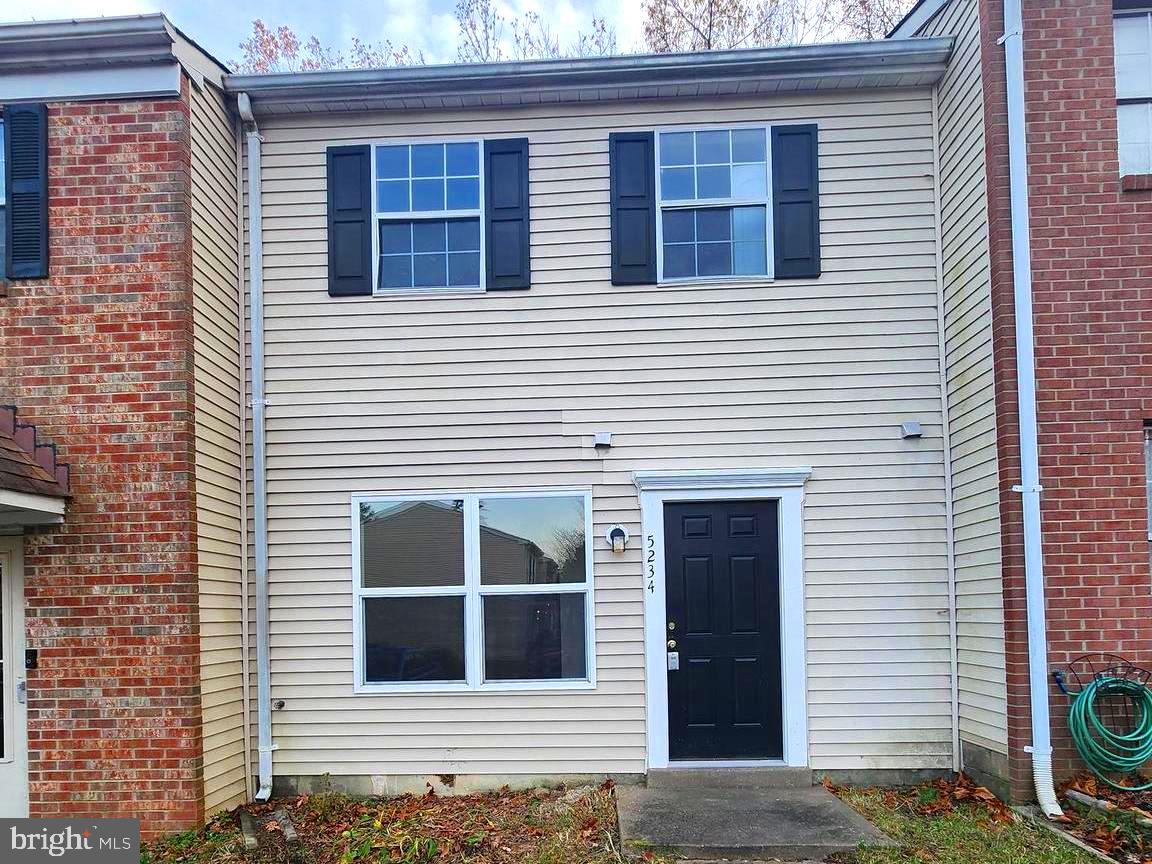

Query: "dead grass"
left=830, top=776, right=1100, bottom=864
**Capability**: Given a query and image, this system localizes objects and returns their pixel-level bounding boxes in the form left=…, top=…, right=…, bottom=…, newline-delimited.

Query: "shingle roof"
left=0, top=406, right=70, bottom=499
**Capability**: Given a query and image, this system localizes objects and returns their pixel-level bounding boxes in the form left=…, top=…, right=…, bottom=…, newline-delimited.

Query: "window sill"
left=354, top=679, right=596, bottom=695
left=658, top=275, right=775, bottom=288
left=1121, top=173, right=1152, bottom=192
left=372, top=287, right=485, bottom=298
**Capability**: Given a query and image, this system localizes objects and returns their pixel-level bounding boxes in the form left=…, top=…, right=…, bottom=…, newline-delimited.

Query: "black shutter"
left=609, top=132, right=656, bottom=285
left=4, top=103, right=49, bottom=280
left=771, top=124, right=821, bottom=279
left=326, top=144, right=372, bottom=297
left=484, top=138, right=530, bottom=291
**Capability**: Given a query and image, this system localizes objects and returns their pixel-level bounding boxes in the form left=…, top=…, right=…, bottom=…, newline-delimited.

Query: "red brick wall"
left=0, top=93, right=203, bottom=834
left=980, top=0, right=1152, bottom=797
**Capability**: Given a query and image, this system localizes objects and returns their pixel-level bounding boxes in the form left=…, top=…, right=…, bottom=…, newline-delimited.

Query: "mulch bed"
left=143, top=782, right=633, bottom=864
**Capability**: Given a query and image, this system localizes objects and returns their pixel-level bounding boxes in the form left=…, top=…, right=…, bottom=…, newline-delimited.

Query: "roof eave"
left=225, top=37, right=954, bottom=113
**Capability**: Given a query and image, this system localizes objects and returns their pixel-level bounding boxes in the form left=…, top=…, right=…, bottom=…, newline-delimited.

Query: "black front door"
left=664, top=500, right=782, bottom=760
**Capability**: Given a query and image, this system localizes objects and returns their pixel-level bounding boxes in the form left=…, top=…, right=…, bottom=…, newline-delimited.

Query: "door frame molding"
left=0, top=535, right=29, bottom=816
left=634, top=468, right=810, bottom=770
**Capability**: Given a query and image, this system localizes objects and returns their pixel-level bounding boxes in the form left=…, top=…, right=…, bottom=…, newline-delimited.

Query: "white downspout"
left=238, top=91, right=274, bottom=803
left=1000, top=0, right=1063, bottom=819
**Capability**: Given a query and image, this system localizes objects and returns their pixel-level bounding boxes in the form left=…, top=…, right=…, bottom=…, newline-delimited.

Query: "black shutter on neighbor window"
left=326, top=144, right=372, bottom=297
left=4, top=103, right=49, bottom=280
left=609, top=131, right=656, bottom=285
left=771, top=124, right=821, bottom=279
left=484, top=138, right=530, bottom=291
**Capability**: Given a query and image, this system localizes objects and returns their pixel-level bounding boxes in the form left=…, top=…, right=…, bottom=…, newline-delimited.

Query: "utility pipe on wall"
left=237, top=91, right=275, bottom=803
left=1000, top=0, right=1063, bottom=819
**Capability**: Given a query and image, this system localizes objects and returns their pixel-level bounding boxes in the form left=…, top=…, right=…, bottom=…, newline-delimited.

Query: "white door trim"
left=0, top=536, right=29, bottom=816
left=634, top=468, right=811, bottom=770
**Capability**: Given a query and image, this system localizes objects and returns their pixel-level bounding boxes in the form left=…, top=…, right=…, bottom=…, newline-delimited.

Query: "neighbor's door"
left=0, top=539, right=28, bottom=815
left=664, top=500, right=782, bottom=761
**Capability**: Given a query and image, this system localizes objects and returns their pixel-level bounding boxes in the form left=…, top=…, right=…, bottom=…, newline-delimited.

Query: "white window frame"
left=351, top=488, right=596, bottom=694
left=654, top=123, right=775, bottom=285
left=1115, top=10, right=1152, bottom=176
left=370, top=138, right=486, bottom=296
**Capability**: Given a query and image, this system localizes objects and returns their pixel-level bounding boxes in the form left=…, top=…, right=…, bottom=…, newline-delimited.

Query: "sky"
left=0, top=0, right=650, bottom=68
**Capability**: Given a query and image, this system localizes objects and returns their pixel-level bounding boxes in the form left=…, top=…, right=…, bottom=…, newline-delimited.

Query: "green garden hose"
left=1067, top=675, right=1152, bottom=791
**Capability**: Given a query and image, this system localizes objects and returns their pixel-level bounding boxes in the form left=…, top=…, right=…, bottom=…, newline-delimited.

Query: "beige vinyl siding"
left=248, top=89, right=954, bottom=777
left=191, top=80, right=247, bottom=813
left=922, top=0, right=1008, bottom=756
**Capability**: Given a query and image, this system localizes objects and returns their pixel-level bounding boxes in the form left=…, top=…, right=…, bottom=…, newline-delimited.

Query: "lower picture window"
left=483, top=593, right=587, bottom=681
left=364, top=596, right=466, bottom=683
left=353, top=490, right=594, bottom=690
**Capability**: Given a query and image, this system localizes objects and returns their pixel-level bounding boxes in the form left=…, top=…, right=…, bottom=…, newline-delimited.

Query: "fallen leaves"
left=143, top=784, right=646, bottom=864
left=1060, top=775, right=1152, bottom=863
left=827, top=774, right=1016, bottom=828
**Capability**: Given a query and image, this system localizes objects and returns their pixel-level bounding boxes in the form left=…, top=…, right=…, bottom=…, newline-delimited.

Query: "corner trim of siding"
left=931, top=84, right=962, bottom=773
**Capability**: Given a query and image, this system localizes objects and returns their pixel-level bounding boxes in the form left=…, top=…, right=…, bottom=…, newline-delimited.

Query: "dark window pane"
left=696, top=207, right=732, bottom=242
left=660, top=167, right=694, bottom=200
left=732, top=128, right=766, bottom=163
left=378, top=180, right=409, bottom=212
left=446, top=178, right=480, bottom=210
left=662, top=210, right=695, bottom=244
left=697, top=242, right=733, bottom=276
left=377, top=145, right=409, bottom=179
left=696, top=165, right=731, bottom=199
left=660, top=132, right=694, bottom=166
left=380, top=222, right=411, bottom=254
left=414, top=253, right=447, bottom=287
left=445, top=142, right=480, bottom=176
left=379, top=254, right=413, bottom=289
left=412, top=179, right=445, bottom=211
left=663, top=244, right=696, bottom=278
left=448, top=252, right=480, bottom=287
left=483, top=594, right=587, bottom=681
left=361, top=499, right=465, bottom=586
left=447, top=219, right=481, bottom=252
left=411, top=143, right=444, bottom=178
left=413, top=221, right=447, bottom=252
left=695, top=130, right=730, bottom=164
left=480, top=496, right=587, bottom=585
left=364, top=596, right=465, bottom=682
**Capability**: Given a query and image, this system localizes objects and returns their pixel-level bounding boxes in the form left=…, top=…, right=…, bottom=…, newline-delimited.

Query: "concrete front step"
left=616, top=783, right=891, bottom=862
left=647, top=767, right=813, bottom=790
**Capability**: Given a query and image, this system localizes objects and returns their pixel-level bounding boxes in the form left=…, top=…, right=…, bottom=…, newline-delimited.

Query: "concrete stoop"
left=616, top=771, right=892, bottom=862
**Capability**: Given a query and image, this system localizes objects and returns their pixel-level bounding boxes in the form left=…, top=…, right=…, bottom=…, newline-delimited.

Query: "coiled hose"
left=1067, top=675, right=1152, bottom=791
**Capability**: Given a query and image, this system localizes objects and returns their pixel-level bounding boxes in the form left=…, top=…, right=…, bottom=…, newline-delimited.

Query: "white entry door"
left=0, top=538, right=28, bottom=816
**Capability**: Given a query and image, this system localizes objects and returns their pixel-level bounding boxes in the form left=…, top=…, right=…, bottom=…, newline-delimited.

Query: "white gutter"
left=1000, top=0, right=1063, bottom=819
left=238, top=90, right=274, bottom=803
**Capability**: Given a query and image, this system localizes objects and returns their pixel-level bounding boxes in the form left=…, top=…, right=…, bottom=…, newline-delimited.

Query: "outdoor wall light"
left=606, top=524, right=629, bottom=553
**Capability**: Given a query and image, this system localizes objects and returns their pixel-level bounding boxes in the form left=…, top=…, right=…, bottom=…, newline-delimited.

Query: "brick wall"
left=0, top=93, right=203, bottom=834
left=980, top=0, right=1152, bottom=796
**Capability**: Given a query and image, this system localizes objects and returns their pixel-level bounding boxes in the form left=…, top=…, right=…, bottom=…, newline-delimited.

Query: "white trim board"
left=635, top=467, right=811, bottom=770
left=0, top=63, right=181, bottom=104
